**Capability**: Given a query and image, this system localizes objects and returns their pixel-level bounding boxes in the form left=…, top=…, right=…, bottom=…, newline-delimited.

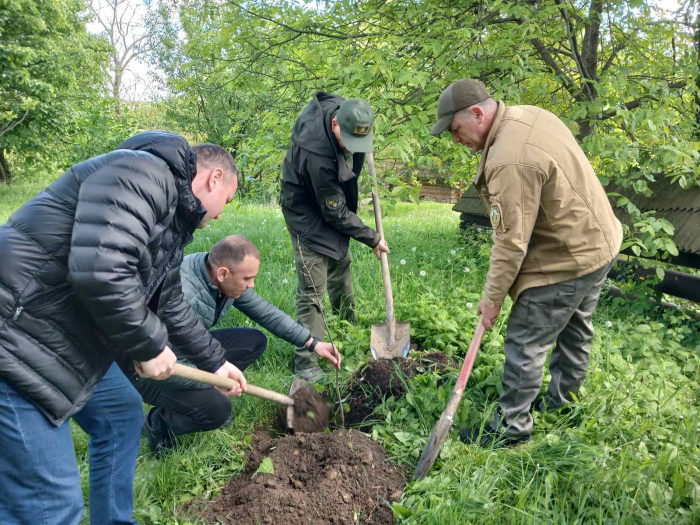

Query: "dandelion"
left=464, top=267, right=470, bottom=273
left=450, top=249, right=456, bottom=256
left=605, top=321, right=612, bottom=328
left=412, top=247, right=417, bottom=252
left=400, top=259, right=406, bottom=265
left=420, top=270, right=426, bottom=277
left=467, top=302, right=473, bottom=308
left=282, top=279, right=288, bottom=284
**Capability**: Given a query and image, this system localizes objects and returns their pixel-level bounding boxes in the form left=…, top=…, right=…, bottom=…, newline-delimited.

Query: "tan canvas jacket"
left=474, top=102, right=623, bottom=307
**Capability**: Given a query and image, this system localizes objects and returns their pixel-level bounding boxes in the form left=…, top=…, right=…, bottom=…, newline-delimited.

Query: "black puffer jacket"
left=281, top=92, right=380, bottom=260
left=0, top=131, right=226, bottom=426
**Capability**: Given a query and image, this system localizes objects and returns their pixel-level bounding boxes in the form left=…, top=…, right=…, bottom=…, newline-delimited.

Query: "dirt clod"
left=346, top=352, right=452, bottom=428
left=191, top=429, right=406, bottom=524
left=288, top=385, right=330, bottom=433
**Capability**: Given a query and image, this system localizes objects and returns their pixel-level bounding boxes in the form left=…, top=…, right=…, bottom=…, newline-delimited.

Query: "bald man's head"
left=207, top=236, right=261, bottom=299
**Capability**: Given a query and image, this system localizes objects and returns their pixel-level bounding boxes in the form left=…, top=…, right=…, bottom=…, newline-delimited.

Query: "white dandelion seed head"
left=412, top=247, right=417, bottom=252
left=606, top=321, right=613, bottom=328
left=400, top=259, right=406, bottom=265
left=450, top=249, right=456, bottom=256
left=420, top=270, right=426, bottom=276
left=282, top=279, right=288, bottom=284
left=464, top=267, right=470, bottom=272
left=467, top=302, right=473, bottom=308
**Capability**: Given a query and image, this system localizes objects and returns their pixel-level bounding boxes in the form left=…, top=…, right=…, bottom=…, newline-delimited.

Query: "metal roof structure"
left=608, top=179, right=700, bottom=255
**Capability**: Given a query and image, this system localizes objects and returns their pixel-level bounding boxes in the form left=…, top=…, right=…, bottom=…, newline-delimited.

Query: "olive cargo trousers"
left=491, top=258, right=616, bottom=437
left=291, top=236, right=356, bottom=372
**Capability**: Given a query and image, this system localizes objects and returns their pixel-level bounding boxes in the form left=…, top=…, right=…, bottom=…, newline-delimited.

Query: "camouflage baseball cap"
left=429, top=79, right=491, bottom=136
left=336, top=98, right=374, bottom=153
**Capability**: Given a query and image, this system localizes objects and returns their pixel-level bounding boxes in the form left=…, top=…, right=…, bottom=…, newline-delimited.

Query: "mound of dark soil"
left=193, top=429, right=406, bottom=524
left=345, top=352, right=452, bottom=428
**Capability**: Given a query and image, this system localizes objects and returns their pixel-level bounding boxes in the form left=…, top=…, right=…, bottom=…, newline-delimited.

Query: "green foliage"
left=0, top=0, right=112, bottom=178
left=0, top=182, right=697, bottom=524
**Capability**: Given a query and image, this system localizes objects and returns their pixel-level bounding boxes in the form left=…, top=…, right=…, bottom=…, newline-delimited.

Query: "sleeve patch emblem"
left=326, top=194, right=342, bottom=210
left=490, top=205, right=501, bottom=228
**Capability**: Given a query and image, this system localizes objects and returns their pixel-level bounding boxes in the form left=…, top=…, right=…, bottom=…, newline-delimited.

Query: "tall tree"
left=90, top=0, right=154, bottom=113
left=148, top=0, right=698, bottom=191
left=0, top=0, right=109, bottom=182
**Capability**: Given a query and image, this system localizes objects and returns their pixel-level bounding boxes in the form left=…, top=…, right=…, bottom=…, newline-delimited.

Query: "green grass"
left=2, top=184, right=699, bottom=524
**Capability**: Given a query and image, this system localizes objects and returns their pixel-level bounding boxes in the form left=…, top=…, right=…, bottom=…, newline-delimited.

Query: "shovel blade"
left=413, top=412, right=454, bottom=480
left=370, top=321, right=410, bottom=360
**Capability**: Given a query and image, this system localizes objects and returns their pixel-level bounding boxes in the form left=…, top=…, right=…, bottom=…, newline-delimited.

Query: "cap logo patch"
left=354, top=125, right=370, bottom=135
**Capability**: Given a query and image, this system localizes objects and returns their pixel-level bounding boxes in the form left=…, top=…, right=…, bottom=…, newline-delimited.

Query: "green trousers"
left=291, top=236, right=356, bottom=372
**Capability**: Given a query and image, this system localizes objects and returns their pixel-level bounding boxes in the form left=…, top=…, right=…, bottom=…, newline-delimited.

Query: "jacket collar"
left=199, top=253, right=222, bottom=297
left=473, top=100, right=507, bottom=185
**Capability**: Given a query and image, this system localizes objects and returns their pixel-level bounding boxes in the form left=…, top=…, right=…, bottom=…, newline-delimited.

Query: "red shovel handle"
left=454, top=317, right=486, bottom=393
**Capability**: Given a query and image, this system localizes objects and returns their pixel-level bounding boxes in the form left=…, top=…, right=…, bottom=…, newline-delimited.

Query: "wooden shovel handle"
left=367, top=153, right=395, bottom=327
left=454, top=317, right=486, bottom=393
left=172, top=364, right=294, bottom=406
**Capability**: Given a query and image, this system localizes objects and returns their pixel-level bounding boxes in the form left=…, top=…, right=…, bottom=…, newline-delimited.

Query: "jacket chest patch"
left=326, top=194, right=342, bottom=210
left=490, top=205, right=501, bottom=228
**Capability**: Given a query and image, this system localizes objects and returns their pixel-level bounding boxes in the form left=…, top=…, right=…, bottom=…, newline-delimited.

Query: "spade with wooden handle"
left=413, top=316, right=486, bottom=480
left=171, top=363, right=298, bottom=431
left=366, top=152, right=410, bottom=360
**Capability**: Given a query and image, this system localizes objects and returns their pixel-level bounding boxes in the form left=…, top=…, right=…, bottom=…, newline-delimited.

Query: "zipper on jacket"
left=12, top=307, right=23, bottom=321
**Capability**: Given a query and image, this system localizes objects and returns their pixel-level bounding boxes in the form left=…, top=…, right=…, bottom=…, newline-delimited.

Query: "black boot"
left=142, top=409, right=176, bottom=458
left=459, top=424, right=531, bottom=448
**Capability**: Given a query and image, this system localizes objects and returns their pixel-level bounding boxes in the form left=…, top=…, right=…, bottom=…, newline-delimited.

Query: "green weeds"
left=1, top=189, right=698, bottom=524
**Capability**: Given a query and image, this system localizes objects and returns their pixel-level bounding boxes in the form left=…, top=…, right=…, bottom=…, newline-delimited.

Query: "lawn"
left=2, top=182, right=699, bottom=524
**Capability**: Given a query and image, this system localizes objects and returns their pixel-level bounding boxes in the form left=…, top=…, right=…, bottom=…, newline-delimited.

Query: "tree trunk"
left=694, top=12, right=700, bottom=140
left=113, top=56, right=123, bottom=115
left=576, top=0, right=603, bottom=143
left=0, top=147, right=10, bottom=183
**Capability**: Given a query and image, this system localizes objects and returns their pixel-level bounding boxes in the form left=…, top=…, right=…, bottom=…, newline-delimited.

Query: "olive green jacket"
left=474, top=102, right=623, bottom=307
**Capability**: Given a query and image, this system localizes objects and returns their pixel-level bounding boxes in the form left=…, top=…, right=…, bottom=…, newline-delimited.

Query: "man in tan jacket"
left=430, top=79, right=623, bottom=446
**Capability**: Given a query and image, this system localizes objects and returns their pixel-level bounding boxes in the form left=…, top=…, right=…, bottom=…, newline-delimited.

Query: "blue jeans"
left=0, top=362, right=143, bottom=525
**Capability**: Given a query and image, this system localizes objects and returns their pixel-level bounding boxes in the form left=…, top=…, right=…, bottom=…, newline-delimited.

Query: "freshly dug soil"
left=193, top=429, right=407, bottom=524
left=290, top=386, right=330, bottom=433
left=346, top=352, right=452, bottom=428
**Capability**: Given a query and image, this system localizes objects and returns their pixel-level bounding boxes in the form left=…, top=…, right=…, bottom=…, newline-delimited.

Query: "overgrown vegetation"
left=2, top=1, right=700, bottom=523
left=4, top=193, right=696, bottom=524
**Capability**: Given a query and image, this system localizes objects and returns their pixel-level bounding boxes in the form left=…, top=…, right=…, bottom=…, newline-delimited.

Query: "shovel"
left=366, top=153, right=410, bottom=360
left=413, top=316, right=486, bottom=480
left=171, top=363, right=302, bottom=432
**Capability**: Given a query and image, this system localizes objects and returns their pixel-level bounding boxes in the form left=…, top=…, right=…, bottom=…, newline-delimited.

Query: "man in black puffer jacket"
left=0, top=132, right=244, bottom=525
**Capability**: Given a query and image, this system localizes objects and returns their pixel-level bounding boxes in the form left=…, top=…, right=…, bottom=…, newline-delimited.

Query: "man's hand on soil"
left=477, top=300, right=502, bottom=330
left=214, top=361, right=247, bottom=397
left=373, top=239, right=389, bottom=260
left=134, top=346, right=177, bottom=380
left=314, top=342, right=342, bottom=370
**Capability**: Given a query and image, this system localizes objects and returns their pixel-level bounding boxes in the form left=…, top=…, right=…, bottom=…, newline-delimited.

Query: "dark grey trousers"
left=491, top=258, right=616, bottom=437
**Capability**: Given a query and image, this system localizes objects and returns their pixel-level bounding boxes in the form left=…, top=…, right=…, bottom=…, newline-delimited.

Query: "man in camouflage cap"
left=281, top=93, right=389, bottom=381
left=431, top=79, right=622, bottom=446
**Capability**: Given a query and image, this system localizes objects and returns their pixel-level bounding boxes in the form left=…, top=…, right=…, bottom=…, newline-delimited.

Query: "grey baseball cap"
left=336, top=98, right=374, bottom=153
left=430, top=79, right=491, bottom=136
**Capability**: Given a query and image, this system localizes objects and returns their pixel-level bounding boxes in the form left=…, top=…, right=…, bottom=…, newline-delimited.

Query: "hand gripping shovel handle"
left=172, top=364, right=294, bottom=407
left=367, top=153, right=395, bottom=336
left=413, top=317, right=486, bottom=480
